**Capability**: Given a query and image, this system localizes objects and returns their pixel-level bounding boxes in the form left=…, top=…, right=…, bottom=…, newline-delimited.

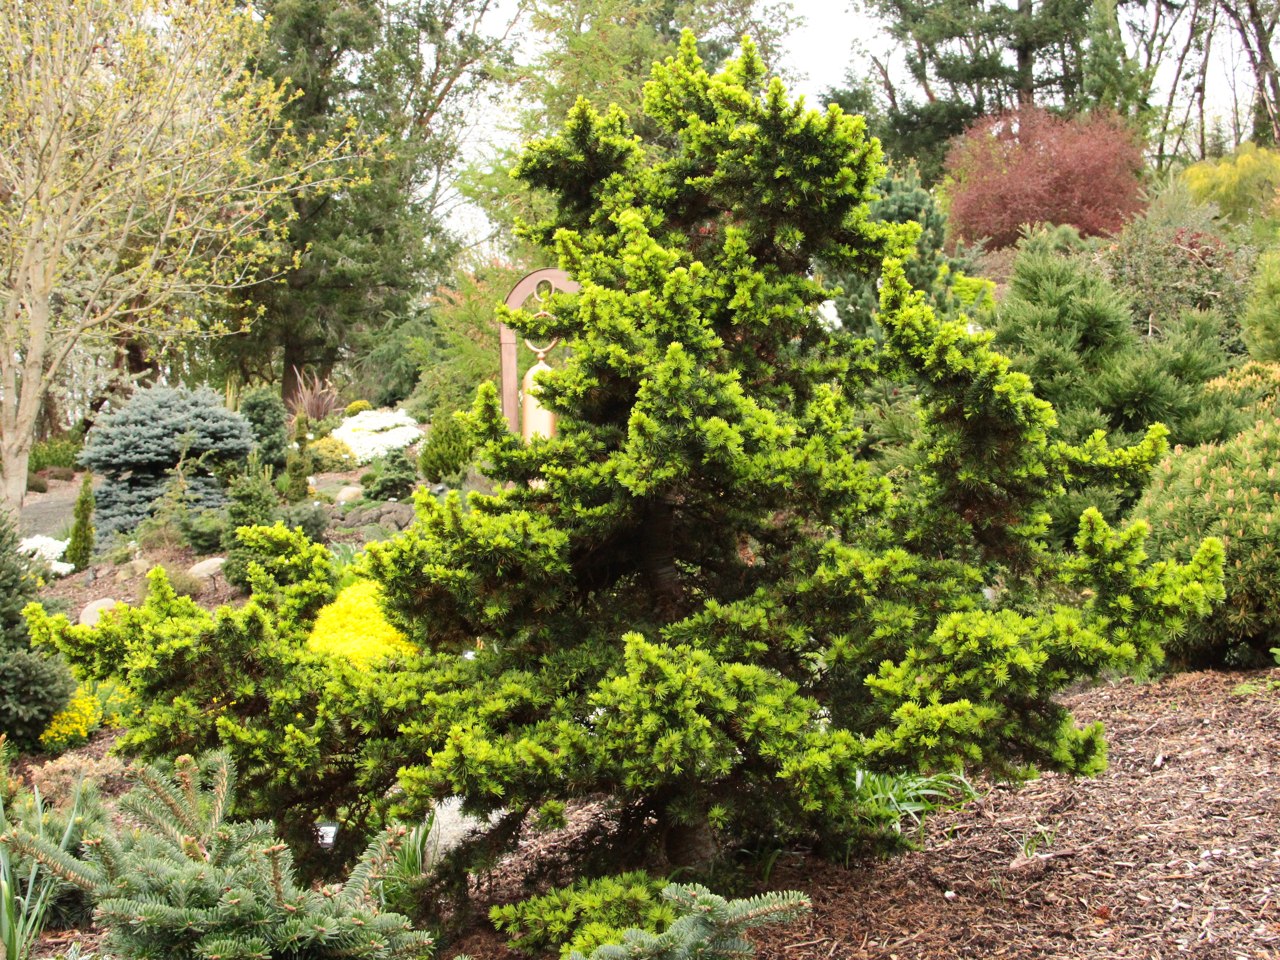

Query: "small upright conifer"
left=64, top=473, right=95, bottom=571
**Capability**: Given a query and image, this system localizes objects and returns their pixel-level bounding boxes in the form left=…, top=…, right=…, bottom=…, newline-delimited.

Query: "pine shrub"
left=362, top=450, right=418, bottom=502
left=240, top=386, right=291, bottom=469
left=417, top=413, right=472, bottom=485
left=358, top=36, right=1225, bottom=871
left=63, top=473, right=95, bottom=571
left=0, top=648, right=75, bottom=751
left=346, top=400, right=374, bottom=417
left=78, top=386, right=254, bottom=538
left=2, top=752, right=434, bottom=960
left=990, top=249, right=1241, bottom=544
left=1131, top=417, right=1280, bottom=666
left=280, top=501, right=330, bottom=542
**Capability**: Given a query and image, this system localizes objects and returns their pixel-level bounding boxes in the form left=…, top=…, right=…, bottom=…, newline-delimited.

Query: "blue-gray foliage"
left=79, top=387, right=254, bottom=538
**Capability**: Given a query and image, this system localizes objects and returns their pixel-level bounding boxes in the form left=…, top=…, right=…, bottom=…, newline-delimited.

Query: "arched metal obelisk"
left=500, top=269, right=580, bottom=434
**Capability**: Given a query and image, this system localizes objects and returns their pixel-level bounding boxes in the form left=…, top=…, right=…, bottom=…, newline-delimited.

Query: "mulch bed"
left=447, top=670, right=1280, bottom=960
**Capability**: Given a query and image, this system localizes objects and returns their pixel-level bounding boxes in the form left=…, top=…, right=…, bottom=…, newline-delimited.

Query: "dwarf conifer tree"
left=364, top=36, right=1225, bottom=868
left=64, top=472, right=94, bottom=571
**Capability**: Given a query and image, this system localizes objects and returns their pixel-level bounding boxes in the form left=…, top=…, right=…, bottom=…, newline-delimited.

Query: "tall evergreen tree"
left=363, top=37, right=1223, bottom=869
left=217, top=0, right=515, bottom=404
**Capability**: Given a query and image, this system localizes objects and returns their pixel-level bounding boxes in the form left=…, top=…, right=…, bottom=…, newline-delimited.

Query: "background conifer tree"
left=64, top=473, right=95, bottom=571
left=364, top=36, right=1224, bottom=869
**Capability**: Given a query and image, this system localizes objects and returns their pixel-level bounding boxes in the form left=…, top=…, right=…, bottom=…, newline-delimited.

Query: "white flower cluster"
left=330, top=409, right=421, bottom=464
left=18, top=534, right=73, bottom=577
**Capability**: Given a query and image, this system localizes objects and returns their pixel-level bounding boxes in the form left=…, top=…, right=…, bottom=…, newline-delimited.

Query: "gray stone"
left=79, top=598, right=121, bottom=627
left=187, top=557, right=226, bottom=580
left=335, top=485, right=364, bottom=505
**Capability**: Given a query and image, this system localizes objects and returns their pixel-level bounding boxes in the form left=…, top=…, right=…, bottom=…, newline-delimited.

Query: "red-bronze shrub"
left=945, top=107, right=1145, bottom=248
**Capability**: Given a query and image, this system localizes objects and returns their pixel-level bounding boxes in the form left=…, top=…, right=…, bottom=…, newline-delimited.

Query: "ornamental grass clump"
left=0, top=752, right=434, bottom=960
left=356, top=35, right=1225, bottom=872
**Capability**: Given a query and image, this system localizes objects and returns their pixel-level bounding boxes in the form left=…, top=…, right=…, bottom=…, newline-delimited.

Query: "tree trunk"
left=1, top=440, right=31, bottom=519
left=641, top=497, right=683, bottom=622
left=662, top=811, right=719, bottom=869
left=281, top=340, right=307, bottom=409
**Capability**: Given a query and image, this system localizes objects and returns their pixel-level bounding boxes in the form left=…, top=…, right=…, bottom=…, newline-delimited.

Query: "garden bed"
left=448, top=669, right=1280, bottom=960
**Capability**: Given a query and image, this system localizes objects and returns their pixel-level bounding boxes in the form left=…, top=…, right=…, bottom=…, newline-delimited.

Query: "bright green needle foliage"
left=363, top=35, right=1226, bottom=867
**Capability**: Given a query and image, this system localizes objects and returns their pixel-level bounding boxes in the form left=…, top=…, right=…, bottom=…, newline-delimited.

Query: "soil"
left=445, top=669, right=1280, bottom=960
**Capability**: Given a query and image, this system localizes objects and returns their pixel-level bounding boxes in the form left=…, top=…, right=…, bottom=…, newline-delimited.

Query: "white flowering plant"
left=18, top=535, right=74, bottom=577
left=330, top=409, right=421, bottom=464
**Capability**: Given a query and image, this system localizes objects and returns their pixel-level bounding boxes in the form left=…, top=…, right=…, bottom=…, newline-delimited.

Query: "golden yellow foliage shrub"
left=307, top=581, right=415, bottom=665
left=40, top=682, right=103, bottom=752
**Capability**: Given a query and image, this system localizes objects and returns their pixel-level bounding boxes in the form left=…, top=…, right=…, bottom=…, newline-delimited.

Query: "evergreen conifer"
left=363, top=36, right=1224, bottom=868
left=1, top=752, right=433, bottom=960
left=64, top=473, right=95, bottom=571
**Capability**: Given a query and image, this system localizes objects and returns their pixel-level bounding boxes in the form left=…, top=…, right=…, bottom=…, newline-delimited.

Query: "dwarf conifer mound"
left=360, top=35, right=1224, bottom=869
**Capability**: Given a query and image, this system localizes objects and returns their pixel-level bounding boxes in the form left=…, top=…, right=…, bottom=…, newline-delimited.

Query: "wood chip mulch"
left=448, top=670, right=1280, bottom=960
left=752, top=670, right=1280, bottom=960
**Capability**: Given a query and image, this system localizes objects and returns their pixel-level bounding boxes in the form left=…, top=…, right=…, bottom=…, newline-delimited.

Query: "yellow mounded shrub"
left=308, top=435, right=357, bottom=472
left=307, top=580, right=415, bottom=665
left=40, top=681, right=103, bottom=752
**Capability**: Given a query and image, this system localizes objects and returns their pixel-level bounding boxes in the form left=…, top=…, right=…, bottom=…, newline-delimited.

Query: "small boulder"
left=79, top=598, right=120, bottom=627
left=335, top=485, right=364, bottom=505
left=187, top=557, right=226, bottom=580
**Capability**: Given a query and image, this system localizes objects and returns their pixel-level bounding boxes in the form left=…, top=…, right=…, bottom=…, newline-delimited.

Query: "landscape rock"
left=79, top=597, right=120, bottom=627
left=335, top=485, right=364, bottom=505
left=187, top=557, right=226, bottom=580
left=332, top=501, right=414, bottom=532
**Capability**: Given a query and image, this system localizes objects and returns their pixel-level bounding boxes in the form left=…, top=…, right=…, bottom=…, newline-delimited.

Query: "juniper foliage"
left=360, top=36, right=1224, bottom=868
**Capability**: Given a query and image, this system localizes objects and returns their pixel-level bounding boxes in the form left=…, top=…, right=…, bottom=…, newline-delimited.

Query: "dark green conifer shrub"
left=492, top=872, right=675, bottom=958
left=280, top=501, right=330, bottom=543
left=0, top=513, right=74, bottom=750
left=222, top=458, right=281, bottom=589
left=181, top=508, right=229, bottom=554
left=78, top=386, right=254, bottom=538
left=240, top=386, right=291, bottom=469
left=416, top=412, right=472, bottom=485
left=2, top=752, right=434, bottom=960
left=362, top=450, right=418, bottom=502
left=1131, top=417, right=1280, bottom=666
left=0, top=648, right=75, bottom=751
left=990, top=249, right=1241, bottom=543
left=357, top=36, right=1225, bottom=872
left=63, top=473, right=94, bottom=571
left=0, top=512, right=35, bottom=649
left=284, top=448, right=313, bottom=502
